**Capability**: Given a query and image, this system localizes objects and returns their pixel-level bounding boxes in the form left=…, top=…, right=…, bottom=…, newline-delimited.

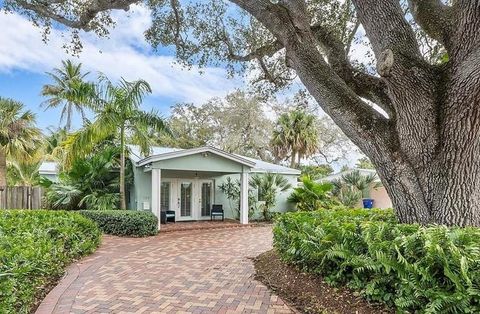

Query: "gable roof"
left=128, top=145, right=301, bottom=175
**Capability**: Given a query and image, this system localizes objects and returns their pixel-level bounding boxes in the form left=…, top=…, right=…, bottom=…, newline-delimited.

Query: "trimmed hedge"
left=274, top=208, right=480, bottom=313
left=79, top=210, right=158, bottom=237
left=0, top=210, right=101, bottom=314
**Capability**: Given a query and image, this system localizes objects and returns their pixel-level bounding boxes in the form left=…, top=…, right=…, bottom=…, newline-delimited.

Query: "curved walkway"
left=37, top=226, right=293, bottom=314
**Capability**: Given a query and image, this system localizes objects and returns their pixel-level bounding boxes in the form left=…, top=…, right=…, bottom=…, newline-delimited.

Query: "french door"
left=160, top=179, right=214, bottom=221
left=199, top=180, right=214, bottom=218
left=178, top=180, right=193, bottom=220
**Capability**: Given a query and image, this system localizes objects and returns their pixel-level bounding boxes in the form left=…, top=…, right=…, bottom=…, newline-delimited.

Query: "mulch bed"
left=253, top=250, right=393, bottom=314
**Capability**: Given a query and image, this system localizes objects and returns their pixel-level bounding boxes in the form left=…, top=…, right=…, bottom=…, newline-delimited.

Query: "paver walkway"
left=37, top=226, right=293, bottom=314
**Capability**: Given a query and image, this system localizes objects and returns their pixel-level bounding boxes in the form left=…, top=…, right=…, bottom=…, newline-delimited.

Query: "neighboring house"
left=128, top=145, right=300, bottom=225
left=39, top=146, right=300, bottom=225
left=321, top=169, right=393, bottom=209
left=39, top=161, right=59, bottom=182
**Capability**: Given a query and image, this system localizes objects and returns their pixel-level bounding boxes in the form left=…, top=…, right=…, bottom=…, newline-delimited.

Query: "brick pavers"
left=37, top=226, right=293, bottom=314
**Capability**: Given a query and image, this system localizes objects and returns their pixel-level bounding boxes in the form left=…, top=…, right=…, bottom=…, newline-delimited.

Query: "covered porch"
left=134, top=147, right=256, bottom=230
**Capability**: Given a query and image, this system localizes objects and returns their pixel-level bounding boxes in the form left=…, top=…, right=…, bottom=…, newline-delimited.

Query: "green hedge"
left=0, top=210, right=101, bottom=314
left=274, top=208, right=480, bottom=313
left=79, top=210, right=158, bottom=237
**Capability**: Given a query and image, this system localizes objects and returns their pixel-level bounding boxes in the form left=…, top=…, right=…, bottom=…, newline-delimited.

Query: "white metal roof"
left=38, top=146, right=301, bottom=176
left=129, top=145, right=301, bottom=175
left=39, top=161, right=57, bottom=174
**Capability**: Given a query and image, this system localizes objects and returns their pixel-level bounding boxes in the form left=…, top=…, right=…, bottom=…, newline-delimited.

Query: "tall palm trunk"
left=119, top=126, right=126, bottom=210
left=0, top=147, right=6, bottom=187
left=290, top=149, right=297, bottom=169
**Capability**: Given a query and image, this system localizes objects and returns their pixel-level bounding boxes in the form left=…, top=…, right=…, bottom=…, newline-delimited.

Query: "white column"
left=151, top=168, right=161, bottom=229
left=240, top=171, right=249, bottom=225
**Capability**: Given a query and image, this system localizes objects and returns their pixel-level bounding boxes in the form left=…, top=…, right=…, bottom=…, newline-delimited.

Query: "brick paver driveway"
left=37, top=226, right=293, bottom=314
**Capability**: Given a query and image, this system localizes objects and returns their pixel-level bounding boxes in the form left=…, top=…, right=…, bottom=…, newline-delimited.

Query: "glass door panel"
left=180, top=182, right=192, bottom=217
left=160, top=182, right=170, bottom=212
left=201, top=182, right=213, bottom=216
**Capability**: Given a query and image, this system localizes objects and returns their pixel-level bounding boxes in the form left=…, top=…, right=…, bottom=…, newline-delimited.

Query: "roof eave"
left=136, top=146, right=256, bottom=168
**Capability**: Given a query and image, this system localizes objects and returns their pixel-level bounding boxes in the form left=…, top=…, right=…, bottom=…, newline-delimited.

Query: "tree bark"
left=120, top=125, right=126, bottom=210
left=290, top=150, right=297, bottom=169
left=0, top=147, right=6, bottom=187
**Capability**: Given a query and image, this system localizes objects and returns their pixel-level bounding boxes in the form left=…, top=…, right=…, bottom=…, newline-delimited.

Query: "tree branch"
left=16, top=0, right=139, bottom=31
left=352, top=0, right=422, bottom=63
left=407, top=0, right=453, bottom=49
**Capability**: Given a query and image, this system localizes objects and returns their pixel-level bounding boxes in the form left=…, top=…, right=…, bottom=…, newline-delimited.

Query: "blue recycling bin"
left=362, top=198, right=374, bottom=209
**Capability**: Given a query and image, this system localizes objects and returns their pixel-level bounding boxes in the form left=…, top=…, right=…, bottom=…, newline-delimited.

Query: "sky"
left=0, top=4, right=369, bottom=169
left=0, top=5, right=241, bottom=131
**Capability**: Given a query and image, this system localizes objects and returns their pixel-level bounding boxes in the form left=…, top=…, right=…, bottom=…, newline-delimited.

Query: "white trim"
left=151, top=168, right=161, bottom=230
left=137, top=146, right=256, bottom=168
left=249, top=169, right=301, bottom=175
left=240, top=172, right=249, bottom=225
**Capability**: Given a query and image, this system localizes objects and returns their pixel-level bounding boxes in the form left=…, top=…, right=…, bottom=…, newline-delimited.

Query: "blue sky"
left=0, top=5, right=240, bottom=131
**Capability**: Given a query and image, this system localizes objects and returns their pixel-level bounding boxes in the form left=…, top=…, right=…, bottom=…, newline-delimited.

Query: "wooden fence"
left=0, top=186, right=44, bottom=209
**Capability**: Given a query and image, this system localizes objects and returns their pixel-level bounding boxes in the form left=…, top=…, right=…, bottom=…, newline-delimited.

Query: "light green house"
left=128, top=145, right=300, bottom=226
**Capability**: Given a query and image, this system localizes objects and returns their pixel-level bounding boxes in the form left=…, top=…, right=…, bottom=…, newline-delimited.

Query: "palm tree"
left=331, top=170, right=382, bottom=207
left=41, top=60, right=95, bottom=131
left=271, top=110, right=318, bottom=168
left=7, top=159, right=42, bottom=186
left=0, top=97, right=42, bottom=187
left=287, top=176, right=334, bottom=211
left=65, top=76, right=170, bottom=210
left=250, top=173, right=291, bottom=220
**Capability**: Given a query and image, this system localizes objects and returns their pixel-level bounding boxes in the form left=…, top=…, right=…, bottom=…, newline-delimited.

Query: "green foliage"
left=218, top=177, right=257, bottom=219
left=300, top=164, right=334, bottom=180
left=287, top=176, right=337, bottom=211
left=156, top=91, right=274, bottom=160
left=41, top=59, right=95, bottom=131
left=0, top=210, right=100, bottom=313
left=331, top=170, right=381, bottom=206
left=250, top=173, right=292, bottom=221
left=271, top=109, right=318, bottom=168
left=274, top=208, right=480, bottom=313
left=79, top=210, right=158, bottom=237
left=41, top=146, right=131, bottom=210
left=355, top=157, right=375, bottom=170
left=6, top=159, right=42, bottom=186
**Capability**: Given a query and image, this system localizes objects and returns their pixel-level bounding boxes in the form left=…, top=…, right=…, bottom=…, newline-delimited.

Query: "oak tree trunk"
left=233, top=0, right=480, bottom=227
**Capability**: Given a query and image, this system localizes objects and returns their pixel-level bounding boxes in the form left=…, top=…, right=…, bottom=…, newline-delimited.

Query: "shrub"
left=287, top=176, right=338, bottom=211
left=0, top=210, right=101, bottom=314
left=274, top=208, right=480, bottom=313
left=79, top=210, right=158, bottom=237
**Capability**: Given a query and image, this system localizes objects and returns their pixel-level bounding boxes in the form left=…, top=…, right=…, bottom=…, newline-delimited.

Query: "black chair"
left=211, top=204, right=224, bottom=221
left=161, top=210, right=176, bottom=224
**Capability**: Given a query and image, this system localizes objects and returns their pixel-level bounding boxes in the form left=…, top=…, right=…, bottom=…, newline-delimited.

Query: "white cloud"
left=0, top=6, right=239, bottom=104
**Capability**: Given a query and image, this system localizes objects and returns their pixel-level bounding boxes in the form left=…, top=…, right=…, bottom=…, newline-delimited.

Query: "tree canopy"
left=4, top=0, right=480, bottom=226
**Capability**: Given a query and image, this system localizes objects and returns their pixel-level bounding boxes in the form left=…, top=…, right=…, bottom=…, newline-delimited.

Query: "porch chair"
left=161, top=210, right=176, bottom=224
left=211, top=204, right=224, bottom=221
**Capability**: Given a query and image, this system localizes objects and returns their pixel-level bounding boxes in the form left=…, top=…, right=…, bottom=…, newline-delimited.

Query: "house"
left=39, top=161, right=59, bottom=182
left=39, top=146, right=301, bottom=226
left=321, top=168, right=392, bottom=209
left=128, top=146, right=300, bottom=225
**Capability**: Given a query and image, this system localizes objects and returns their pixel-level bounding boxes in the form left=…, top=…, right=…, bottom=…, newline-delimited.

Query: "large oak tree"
left=4, top=0, right=480, bottom=226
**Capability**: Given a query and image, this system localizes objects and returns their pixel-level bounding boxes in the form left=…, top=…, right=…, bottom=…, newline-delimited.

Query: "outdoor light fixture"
left=202, top=152, right=209, bottom=157
left=270, top=0, right=280, bottom=3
